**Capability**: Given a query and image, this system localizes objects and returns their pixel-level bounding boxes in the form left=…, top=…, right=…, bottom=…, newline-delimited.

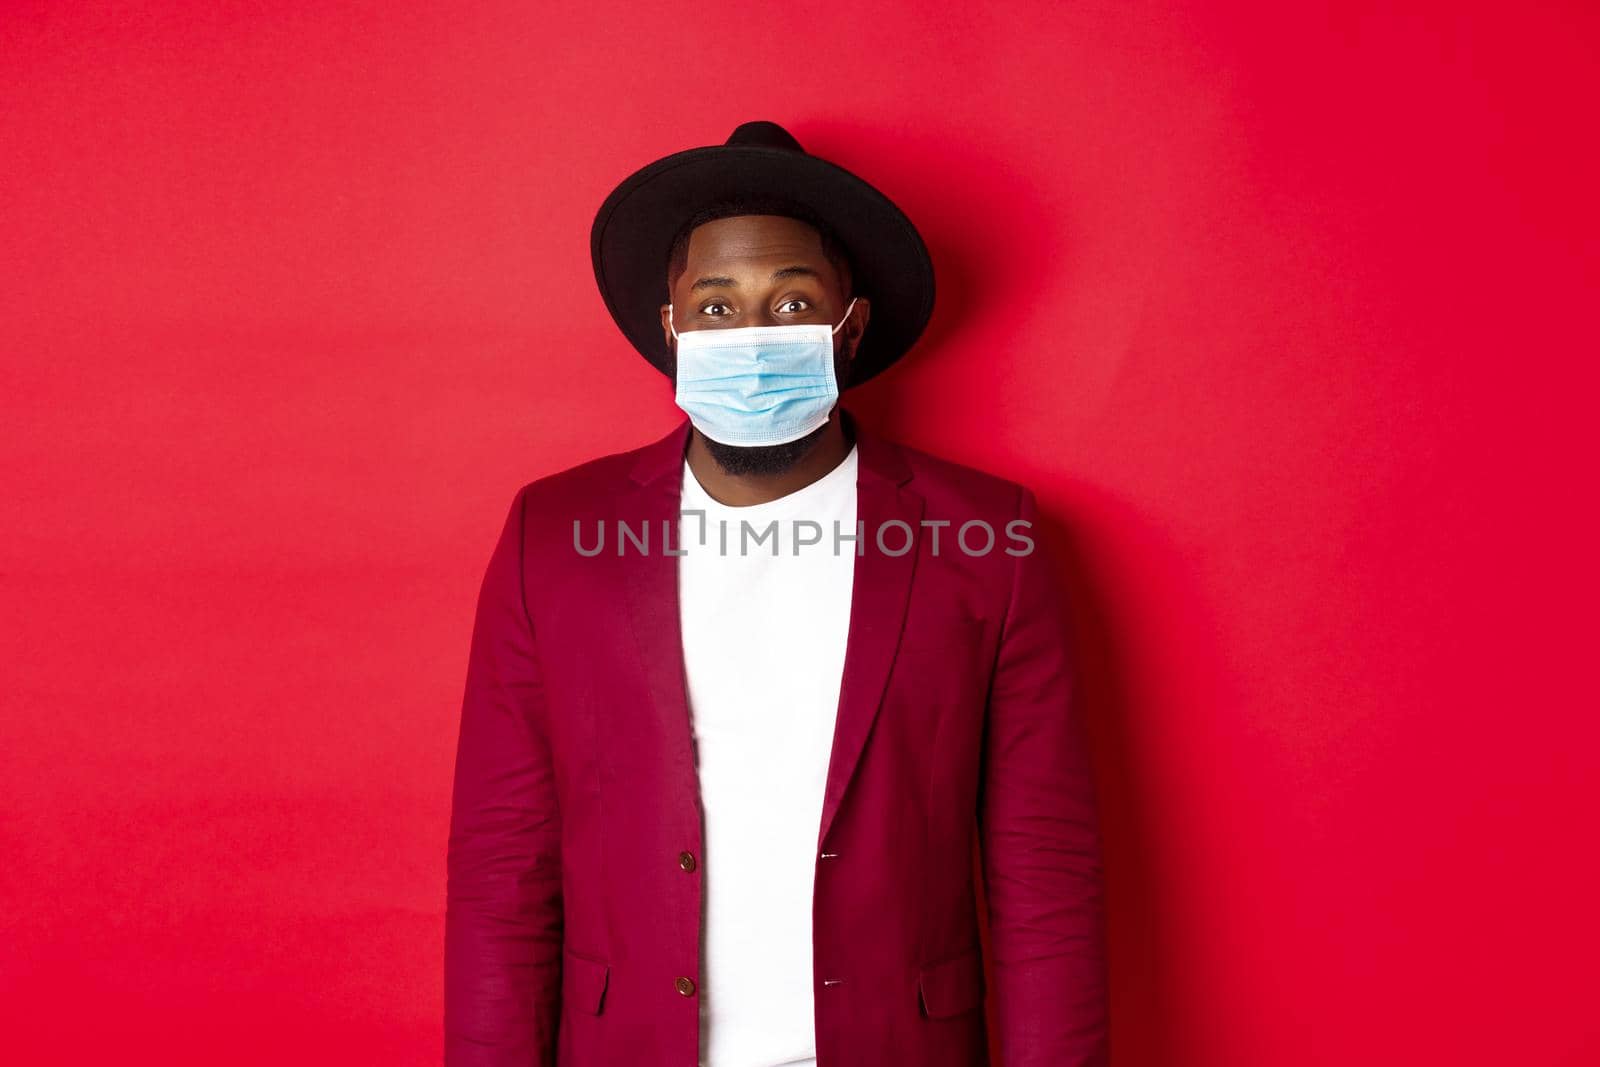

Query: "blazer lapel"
left=817, top=410, right=923, bottom=851
left=618, top=418, right=701, bottom=818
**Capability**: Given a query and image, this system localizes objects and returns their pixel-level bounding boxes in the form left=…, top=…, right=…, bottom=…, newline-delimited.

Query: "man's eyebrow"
left=770, top=265, right=823, bottom=283
left=688, top=265, right=824, bottom=293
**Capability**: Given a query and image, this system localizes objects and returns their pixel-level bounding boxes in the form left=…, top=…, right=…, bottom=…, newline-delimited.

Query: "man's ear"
left=838, top=296, right=870, bottom=387
left=844, top=295, right=870, bottom=371
left=659, top=301, right=675, bottom=350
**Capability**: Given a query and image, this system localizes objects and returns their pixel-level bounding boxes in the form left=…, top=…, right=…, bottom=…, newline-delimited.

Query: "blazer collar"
left=626, top=407, right=913, bottom=491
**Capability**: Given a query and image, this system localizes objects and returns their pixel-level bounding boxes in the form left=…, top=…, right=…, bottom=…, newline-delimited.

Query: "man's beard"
left=701, top=418, right=830, bottom=476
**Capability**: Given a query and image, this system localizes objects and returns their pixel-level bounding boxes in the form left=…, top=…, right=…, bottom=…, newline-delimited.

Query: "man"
left=444, top=120, right=1108, bottom=1067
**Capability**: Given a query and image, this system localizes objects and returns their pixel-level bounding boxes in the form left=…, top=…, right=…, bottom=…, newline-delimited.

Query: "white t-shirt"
left=677, top=443, right=859, bottom=1067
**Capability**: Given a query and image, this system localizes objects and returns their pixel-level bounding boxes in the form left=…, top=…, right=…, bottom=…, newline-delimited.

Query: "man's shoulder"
left=521, top=448, right=640, bottom=497
left=876, top=433, right=1034, bottom=518
left=509, top=428, right=675, bottom=509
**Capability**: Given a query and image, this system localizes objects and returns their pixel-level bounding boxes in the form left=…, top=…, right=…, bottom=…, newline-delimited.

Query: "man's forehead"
left=685, top=214, right=826, bottom=260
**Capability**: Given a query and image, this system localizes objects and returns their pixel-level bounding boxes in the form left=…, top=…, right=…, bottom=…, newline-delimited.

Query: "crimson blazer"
left=444, top=410, right=1108, bottom=1067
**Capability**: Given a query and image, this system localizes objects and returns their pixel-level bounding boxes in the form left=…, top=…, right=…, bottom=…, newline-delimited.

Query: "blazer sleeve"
left=977, top=485, right=1110, bottom=1066
left=444, top=485, right=564, bottom=1066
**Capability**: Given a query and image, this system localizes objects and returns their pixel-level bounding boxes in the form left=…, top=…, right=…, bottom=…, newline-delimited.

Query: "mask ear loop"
left=832, top=296, right=859, bottom=335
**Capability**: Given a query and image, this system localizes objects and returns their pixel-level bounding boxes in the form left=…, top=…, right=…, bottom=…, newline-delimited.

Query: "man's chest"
left=676, top=541, right=855, bottom=733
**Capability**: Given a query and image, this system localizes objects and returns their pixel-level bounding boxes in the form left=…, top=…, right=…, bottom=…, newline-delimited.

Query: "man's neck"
left=685, top=410, right=854, bottom=507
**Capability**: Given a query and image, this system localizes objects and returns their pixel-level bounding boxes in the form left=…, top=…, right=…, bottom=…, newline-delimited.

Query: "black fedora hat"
left=590, top=120, right=935, bottom=388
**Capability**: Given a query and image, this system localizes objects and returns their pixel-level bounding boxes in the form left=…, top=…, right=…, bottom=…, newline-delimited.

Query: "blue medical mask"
left=668, top=296, right=858, bottom=447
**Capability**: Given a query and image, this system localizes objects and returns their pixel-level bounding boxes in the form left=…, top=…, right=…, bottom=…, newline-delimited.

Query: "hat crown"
left=724, top=120, right=805, bottom=153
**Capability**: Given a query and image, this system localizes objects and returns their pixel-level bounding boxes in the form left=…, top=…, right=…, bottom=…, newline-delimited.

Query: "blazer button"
left=675, top=976, right=697, bottom=997
left=678, top=850, right=697, bottom=872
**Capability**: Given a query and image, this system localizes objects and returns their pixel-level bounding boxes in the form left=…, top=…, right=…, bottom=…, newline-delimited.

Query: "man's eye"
left=779, top=299, right=811, bottom=313
left=701, top=303, right=731, bottom=316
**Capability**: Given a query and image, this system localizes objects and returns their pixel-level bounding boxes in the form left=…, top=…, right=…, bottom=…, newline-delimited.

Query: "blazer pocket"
left=562, top=947, right=610, bottom=1016
left=917, top=945, right=987, bottom=1019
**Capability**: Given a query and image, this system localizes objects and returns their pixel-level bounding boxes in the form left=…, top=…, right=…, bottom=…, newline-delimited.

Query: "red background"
left=3, top=2, right=1596, bottom=1064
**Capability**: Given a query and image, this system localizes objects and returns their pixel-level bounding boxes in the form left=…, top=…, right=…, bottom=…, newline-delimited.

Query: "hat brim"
left=591, top=144, right=935, bottom=388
